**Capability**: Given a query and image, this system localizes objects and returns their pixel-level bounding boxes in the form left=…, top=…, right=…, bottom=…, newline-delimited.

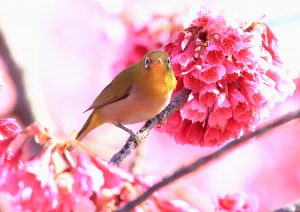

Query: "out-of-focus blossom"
left=214, top=192, right=259, bottom=212
left=0, top=119, right=21, bottom=152
left=155, top=199, right=199, bottom=212
left=160, top=10, right=296, bottom=146
left=0, top=119, right=21, bottom=140
left=112, top=13, right=184, bottom=74
left=0, top=122, right=196, bottom=211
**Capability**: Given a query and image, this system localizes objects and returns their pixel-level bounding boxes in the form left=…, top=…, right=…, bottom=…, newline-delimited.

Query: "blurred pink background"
left=0, top=0, right=300, bottom=211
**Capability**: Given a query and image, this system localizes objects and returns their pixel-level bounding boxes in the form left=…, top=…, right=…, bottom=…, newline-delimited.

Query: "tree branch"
left=273, top=199, right=300, bottom=212
left=109, top=88, right=191, bottom=166
left=0, top=29, right=35, bottom=125
left=116, top=109, right=300, bottom=212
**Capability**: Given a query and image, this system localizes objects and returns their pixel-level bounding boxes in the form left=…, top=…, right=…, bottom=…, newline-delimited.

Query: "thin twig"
left=116, top=109, right=300, bottom=212
left=0, top=30, right=35, bottom=125
left=109, top=88, right=191, bottom=166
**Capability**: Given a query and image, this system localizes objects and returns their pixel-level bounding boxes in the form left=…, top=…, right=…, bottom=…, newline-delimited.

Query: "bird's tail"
left=76, top=110, right=105, bottom=141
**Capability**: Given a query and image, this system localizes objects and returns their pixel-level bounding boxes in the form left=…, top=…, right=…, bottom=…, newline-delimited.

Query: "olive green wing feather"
left=84, top=68, right=134, bottom=112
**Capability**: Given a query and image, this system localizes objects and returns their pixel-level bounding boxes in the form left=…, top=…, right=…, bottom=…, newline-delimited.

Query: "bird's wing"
left=84, top=70, right=134, bottom=112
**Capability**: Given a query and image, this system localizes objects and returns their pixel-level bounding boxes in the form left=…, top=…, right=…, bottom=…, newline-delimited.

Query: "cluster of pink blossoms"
left=113, top=13, right=183, bottom=74
left=160, top=11, right=295, bottom=146
left=0, top=119, right=197, bottom=211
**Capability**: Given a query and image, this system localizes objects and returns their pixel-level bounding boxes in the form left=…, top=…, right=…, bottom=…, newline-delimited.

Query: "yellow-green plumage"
left=75, top=50, right=177, bottom=142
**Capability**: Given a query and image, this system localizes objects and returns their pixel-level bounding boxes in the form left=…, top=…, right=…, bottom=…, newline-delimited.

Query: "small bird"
left=69, top=50, right=177, bottom=150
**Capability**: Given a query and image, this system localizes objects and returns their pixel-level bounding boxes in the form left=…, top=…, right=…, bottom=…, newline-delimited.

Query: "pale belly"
left=99, top=91, right=172, bottom=125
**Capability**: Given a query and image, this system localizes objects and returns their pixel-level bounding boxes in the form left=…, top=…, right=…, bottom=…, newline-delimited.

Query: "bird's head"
left=136, top=50, right=176, bottom=96
left=143, top=50, right=172, bottom=72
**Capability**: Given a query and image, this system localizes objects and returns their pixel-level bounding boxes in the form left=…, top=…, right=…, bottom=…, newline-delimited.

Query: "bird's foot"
left=65, top=139, right=79, bottom=152
left=157, top=113, right=168, bottom=127
left=132, top=133, right=142, bottom=148
left=115, top=124, right=135, bottom=135
left=115, top=124, right=142, bottom=148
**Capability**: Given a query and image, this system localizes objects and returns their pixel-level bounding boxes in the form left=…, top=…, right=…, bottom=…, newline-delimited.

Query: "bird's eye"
left=144, top=57, right=150, bottom=69
left=166, top=57, right=171, bottom=69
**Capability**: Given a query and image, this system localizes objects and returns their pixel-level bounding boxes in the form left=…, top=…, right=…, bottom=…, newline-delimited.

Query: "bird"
left=68, top=50, right=177, bottom=151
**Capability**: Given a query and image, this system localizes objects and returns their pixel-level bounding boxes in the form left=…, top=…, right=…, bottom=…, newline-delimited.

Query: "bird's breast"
left=142, top=70, right=176, bottom=99
left=98, top=87, right=172, bottom=125
left=98, top=68, right=176, bottom=125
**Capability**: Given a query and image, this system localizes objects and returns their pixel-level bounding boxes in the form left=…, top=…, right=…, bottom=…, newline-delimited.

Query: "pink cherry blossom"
left=0, top=119, right=21, bottom=152
left=198, top=65, right=227, bottom=84
left=203, top=44, right=225, bottom=65
left=181, top=98, right=208, bottom=123
left=0, top=122, right=196, bottom=211
left=155, top=199, right=199, bottom=212
left=160, top=10, right=295, bottom=147
left=0, top=119, right=21, bottom=140
left=112, top=13, right=183, bottom=75
left=214, top=192, right=259, bottom=212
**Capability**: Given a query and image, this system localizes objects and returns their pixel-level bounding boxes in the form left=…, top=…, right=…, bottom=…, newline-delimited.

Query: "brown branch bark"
left=0, top=29, right=35, bottom=125
left=273, top=199, right=300, bottom=212
left=109, top=88, right=191, bottom=166
left=116, top=109, right=300, bottom=212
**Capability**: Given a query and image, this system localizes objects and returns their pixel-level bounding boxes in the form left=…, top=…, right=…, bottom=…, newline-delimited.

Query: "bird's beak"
left=153, top=58, right=163, bottom=64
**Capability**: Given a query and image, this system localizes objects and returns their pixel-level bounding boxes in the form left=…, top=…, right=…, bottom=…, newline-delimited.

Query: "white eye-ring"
left=145, top=57, right=150, bottom=69
left=166, top=57, right=171, bottom=69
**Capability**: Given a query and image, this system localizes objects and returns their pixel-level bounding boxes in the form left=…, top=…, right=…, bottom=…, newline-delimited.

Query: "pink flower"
left=208, top=94, right=232, bottom=130
left=160, top=10, right=295, bottom=147
left=218, top=31, right=242, bottom=56
left=203, top=128, right=222, bottom=147
left=181, top=98, right=208, bottom=123
left=157, top=111, right=182, bottom=137
left=198, top=65, right=226, bottom=84
left=203, top=44, right=225, bottom=65
left=0, top=119, right=21, bottom=140
left=0, top=122, right=196, bottom=211
left=155, top=199, right=199, bottom=212
left=183, top=72, right=206, bottom=93
left=214, top=192, right=259, bottom=212
left=0, top=119, right=21, bottom=152
left=112, top=13, right=183, bottom=75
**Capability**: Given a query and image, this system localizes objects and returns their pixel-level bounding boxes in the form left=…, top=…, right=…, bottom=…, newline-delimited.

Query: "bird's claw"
left=65, top=139, right=79, bottom=152
left=132, top=133, right=142, bottom=148
left=157, top=113, right=168, bottom=127
left=115, top=124, right=142, bottom=148
left=66, top=145, right=74, bottom=152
